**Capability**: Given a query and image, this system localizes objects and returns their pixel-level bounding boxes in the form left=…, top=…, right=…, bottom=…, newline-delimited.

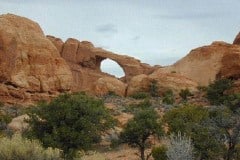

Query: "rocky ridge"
left=0, top=13, right=240, bottom=105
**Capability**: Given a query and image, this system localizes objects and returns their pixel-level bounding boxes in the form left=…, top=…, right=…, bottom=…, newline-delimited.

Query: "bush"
left=166, top=132, right=194, bottom=160
left=26, top=92, right=115, bottom=158
left=149, top=80, right=159, bottom=97
left=0, top=134, right=62, bottom=160
left=152, top=145, right=167, bottom=160
left=179, top=88, right=192, bottom=101
left=130, top=92, right=150, bottom=99
left=206, top=79, right=233, bottom=105
left=162, top=89, right=175, bottom=105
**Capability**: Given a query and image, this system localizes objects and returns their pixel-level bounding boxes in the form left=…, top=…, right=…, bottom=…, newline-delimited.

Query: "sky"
left=1, top=0, right=240, bottom=77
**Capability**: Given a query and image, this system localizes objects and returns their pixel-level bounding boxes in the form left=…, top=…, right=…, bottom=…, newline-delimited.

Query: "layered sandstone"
left=1, top=13, right=240, bottom=104
left=0, top=14, right=73, bottom=104
left=159, top=41, right=240, bottom=86
left=233, top=32, right=240, bottom=45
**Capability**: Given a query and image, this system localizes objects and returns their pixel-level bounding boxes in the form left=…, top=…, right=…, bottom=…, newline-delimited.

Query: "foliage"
left=120, top=106, right=163, bottom=160
left=130, top=92, right=150, bottom=99
left=0, top=134, right=62, bottom=160
left=123, top=99, right=152, bottom=114
left=162, top=89, right=175, bottom=105
left=207, top=106, right=240, bottom=160
left=166, top=132, right=194, bottom=160
left=152, top=145, right=167, bottom=160
left=149, top=79, right=159, bottom=97
left=163, top=104, right=224, bottom=159
left=163, top=104, right=208, bottom=134
left=206, top=79, right=233, bottom=105
left=26, top=93, right=115, bottom=159
left=179, top=88, right=192, bottom=101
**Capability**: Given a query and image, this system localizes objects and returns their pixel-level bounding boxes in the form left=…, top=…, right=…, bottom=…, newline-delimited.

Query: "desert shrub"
left=149, top=79, right=159, bottom=97
left=152, top=145, right=167, bottom=160
left=130, top=92, right=150, bottom=99
left=26, top=92, right=115, bottom=159
left=179, top=88, right=192, bottom=101
left=163, top=104, right=224, bottom=159
left=166, top=132, right=194, bottom=160
left=206, top=79, right=233, bottom=105
left=0, top=134, right=62, bottom=160
left=162, top=89, right=175, bottom=105
left=107, top=91, right=118, bottom=97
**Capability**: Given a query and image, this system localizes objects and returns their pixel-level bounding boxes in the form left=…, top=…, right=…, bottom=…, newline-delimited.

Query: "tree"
left=207, top=79, right=233, bottom=105
left=163, top=104, right=225, bottom=159
left=120, top=106, right=163, bottom=160
left=208, top=106, right=240, bottom=160
left=26, top=93, right=115, bottom=159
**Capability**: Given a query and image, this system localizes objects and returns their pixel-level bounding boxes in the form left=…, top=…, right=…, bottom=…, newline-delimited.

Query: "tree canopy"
left=26, top=92, right=115, bottom=159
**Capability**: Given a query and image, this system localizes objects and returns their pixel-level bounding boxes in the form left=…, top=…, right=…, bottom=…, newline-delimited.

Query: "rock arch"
left=100, top=58, right=125, bottom=78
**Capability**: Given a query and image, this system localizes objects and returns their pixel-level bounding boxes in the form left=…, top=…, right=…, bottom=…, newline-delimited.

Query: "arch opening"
left=100, top=59, right=125, bottom=78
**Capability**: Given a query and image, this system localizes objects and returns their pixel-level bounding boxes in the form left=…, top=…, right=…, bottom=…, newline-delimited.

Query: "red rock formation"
left=2, top=13, right=240, bottom=104
left=0, top=14, right=73, bottom=104
left=47, top=36, right=154, bottom=96
left=233, top=32, right=240, bottom=45
left=160, top=41, right=240, bottom=86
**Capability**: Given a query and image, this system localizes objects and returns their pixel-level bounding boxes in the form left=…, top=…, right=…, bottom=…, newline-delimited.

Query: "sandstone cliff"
left=1, top=13, right=240, bottom=105
left=0, top=14, right=73, bottom=104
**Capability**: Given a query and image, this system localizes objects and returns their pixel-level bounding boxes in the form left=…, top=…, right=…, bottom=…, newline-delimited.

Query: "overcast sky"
left=1, top=0, right=240, bottom=77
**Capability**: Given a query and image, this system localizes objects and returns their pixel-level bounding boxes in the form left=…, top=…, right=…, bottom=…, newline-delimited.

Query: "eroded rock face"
left=233, top=32, right=240, bottom=45
left=127, top=72, right=198, bottom=96
left=159, top=41, right=240, bottom=86
left=48, top=36, right=154, bottom=95
left=0, top=14, right=73, bottom=104
left=94, top=77, right=127, bottom=96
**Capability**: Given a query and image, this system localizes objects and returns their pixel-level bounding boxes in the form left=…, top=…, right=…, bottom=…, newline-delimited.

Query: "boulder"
left=8, top=114, right=29, bottom=132
left=0, top=14, right=73, bottom=104
left=127, top=72, right=198, bottom=96
left=94, top=77, right=127, bottom=96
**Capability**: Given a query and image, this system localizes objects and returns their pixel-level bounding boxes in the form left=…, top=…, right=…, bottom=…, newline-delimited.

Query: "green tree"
left=207, top=79, right=233, bottom=105
left=120, top=107, right=163, bottom=160
left=208, top=106, right=240, bottom=160
left=26, top=93, right=115, bottom=159
left=163, top=104, right=225, bottom=159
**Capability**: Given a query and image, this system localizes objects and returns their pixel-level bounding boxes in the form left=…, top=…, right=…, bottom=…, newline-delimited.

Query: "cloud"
left=96, top=24, right=118, bottom=34
left=154, top=12, right=220, bottom=20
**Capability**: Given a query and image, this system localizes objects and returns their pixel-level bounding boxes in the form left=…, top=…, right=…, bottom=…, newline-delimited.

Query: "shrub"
left=130, top=92, right=150, bottom=99
left=26, top=92, right=115, bottom=159
left=179, top=88, right=192, bottom=101
left=149, top=80, right=159, bottom=97
left=162, top=89, right=175, bottom=105
left=0, top=134, right=62, bottom=160
left=166, top=132, right=194, bottom=160
left=152, top=145, right=167, bottom=160
left=206, top=79, right=233, bottom=105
